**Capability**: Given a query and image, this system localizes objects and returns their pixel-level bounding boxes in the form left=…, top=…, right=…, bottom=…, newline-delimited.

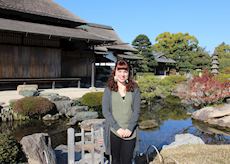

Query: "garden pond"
left=0, top=99, right=230, bottom=155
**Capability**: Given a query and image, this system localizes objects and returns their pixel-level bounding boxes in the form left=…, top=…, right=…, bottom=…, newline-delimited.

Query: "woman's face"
left=115, top=68, right=129, bottom=83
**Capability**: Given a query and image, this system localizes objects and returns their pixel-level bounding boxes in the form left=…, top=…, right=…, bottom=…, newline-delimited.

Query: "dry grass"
left=151, top=144, right=230, bottom=164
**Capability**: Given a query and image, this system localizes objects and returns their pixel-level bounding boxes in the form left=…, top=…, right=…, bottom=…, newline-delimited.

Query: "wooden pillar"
left=68, top=128, right=75, bottom=164
left=91, top=47, right=95, bottom=88
left=91, top=61, right=95, bottom=87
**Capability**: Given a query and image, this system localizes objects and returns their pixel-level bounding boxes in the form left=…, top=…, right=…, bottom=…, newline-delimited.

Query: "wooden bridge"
left=67, top=119, right=109, bottom=164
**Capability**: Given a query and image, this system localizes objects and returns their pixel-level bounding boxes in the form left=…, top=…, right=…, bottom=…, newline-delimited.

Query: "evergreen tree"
left=132, top=34, right=157, bottom=72
left=152, top=32, right=199, bottom=71
left=191, top=47, right=211, bottom=70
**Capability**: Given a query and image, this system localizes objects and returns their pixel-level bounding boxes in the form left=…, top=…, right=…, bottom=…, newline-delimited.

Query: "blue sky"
left=54, top=0, right=230, bottom=54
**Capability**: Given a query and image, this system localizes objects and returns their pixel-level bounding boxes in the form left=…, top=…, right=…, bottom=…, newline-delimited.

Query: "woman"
left=102, top=60, right=141, bottom=164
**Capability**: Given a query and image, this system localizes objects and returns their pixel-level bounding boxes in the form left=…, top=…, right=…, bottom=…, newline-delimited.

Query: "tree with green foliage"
left=191, top=47, right=211, bottom=70
left=132, top=34, right=157, bottom=72
left=132, top=34, right=152, bottom=52
left=214, top=42, right=230, bottom=72
left=0, top=134, right=27, bottom=163
left=152, top=32, right=200, bottom=71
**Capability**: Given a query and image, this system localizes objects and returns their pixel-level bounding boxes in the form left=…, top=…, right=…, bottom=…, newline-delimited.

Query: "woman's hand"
left=117, top=128, right=132, bottom=138
left=117, top=128, right=125, bottom=137
left=123, top=129, right=132, bottom=138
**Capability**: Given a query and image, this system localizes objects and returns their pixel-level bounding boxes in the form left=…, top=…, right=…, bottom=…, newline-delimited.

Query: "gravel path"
left=0, top=88, right=104, bottom=107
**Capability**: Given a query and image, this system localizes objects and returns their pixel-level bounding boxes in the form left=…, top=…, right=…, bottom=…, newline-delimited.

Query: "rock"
left=65, top=105, right=89, bottom=117
left=67, top=112, right=98, bottom=125
left=207, top=115, right=230, bottom=129
left=43, top=114, right=60, bottom=121
left=19, top=90, right=38, bottom=97
left=55, top=145, right=81, bottom=164
left=53, top=100, right=72, bottom=115
left=192, top=104, right=230, bottom=128
left=193, top=121, right=230, bottom=136
left=192, top=104, right=230, bottom=120
left=226, top=98, right=230, bottom=104
left=17, top=84, right=38, bottom=92
left=17, top=84, right=38, bottom=97
left=80, top=119, right=105, bottom=131
left=20, top=133, right=56, bottom=164
left=39, top=93, right=70, bottom=101
left=162, top=133, right=204, bottom=149
left=139, top=120, right=158, bottom=129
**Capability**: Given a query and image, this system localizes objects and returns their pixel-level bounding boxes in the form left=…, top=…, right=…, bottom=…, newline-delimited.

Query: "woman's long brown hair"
left=107, top=60, right=138, bottom=92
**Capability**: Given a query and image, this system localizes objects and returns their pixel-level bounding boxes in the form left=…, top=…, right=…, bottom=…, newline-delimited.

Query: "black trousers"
left=110, top=131, right=136, bottom=164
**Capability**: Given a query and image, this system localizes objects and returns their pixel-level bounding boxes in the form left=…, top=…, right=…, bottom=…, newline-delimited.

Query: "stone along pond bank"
left=1, top=85, right=230, bottom=163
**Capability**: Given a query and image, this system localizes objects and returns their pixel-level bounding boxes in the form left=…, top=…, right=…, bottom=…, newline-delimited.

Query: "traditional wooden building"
left=76, top=23, right=139, bottom=86
left=82, top=23, right=138, bottom=63
left=153, top=52, right=176, bottom=75
left=0, top=0, right=140, bottom=89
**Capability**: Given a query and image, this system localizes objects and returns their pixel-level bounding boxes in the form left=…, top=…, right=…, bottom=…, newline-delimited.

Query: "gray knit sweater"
left=102, top=87, right=141, bottom=155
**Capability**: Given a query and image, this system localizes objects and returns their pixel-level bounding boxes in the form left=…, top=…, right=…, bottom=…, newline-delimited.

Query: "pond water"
left=0, top=118, right=80, bottom=148
left=0, top=102, right=230, bottom=154
left=138, top=105, right=230, bottom=154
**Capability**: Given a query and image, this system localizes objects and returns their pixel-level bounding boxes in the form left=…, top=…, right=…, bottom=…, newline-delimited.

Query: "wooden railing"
left=67, top=119, right=108, bottom=164
left=0, top=78, right=81, bottom=89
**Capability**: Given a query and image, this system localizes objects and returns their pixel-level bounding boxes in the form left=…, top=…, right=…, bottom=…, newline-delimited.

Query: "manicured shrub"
left=12, top=97, right=55, bottom=118
left=80, top=92, right=104, bottom=118
left=137, top=74, right=186, bottom=100
left=137, top=75, right=159, bottom=101
left=0, top=133, right=27, bottom=163
left=161, top=75, right=186, bottom=85
left=80, top=92, right=103, bottom=107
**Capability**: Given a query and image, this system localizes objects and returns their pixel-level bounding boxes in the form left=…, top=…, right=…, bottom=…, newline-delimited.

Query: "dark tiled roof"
left=0, top=0, right=85, bottom=23
left=117, top=54, right=142, bottom=60
left=153, top=52, right=176, bottom=63
left=79, top=23, right=137, bottom=52
left=0, top=18, right=113, bottom=43
left=106, top=44, right=137, bottom=52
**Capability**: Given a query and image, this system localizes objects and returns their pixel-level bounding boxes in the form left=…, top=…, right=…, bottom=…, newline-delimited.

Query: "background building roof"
left=153, top=52, right=176, bottom=63
left=0, top=17, right=113, bottom=43
left=79, top=23, right=137, bottom=52
left=0, top=0, right=86, bottom=24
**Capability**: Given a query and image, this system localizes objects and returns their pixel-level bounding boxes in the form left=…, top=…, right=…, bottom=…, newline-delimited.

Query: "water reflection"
left=0, top=119, right=80, bottom=148
left=139, top=104, right=230, bottom=153
left=139, top=119, right=193, bottom=153
left=0, top=97, right=229, bottom=154
left=192, top=120, right=230, bottom=144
